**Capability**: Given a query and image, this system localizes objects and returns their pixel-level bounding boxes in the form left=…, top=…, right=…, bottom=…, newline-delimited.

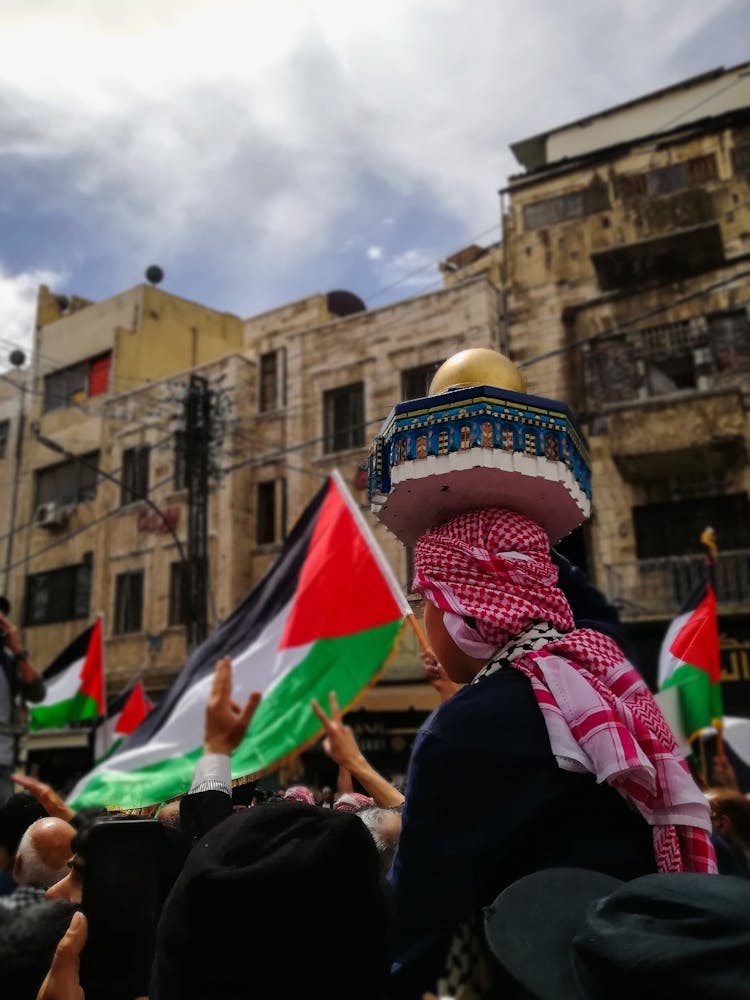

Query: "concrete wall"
left=504, top=115, right=750, bottom=608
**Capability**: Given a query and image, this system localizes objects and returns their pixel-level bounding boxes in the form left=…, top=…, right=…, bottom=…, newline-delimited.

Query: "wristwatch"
left=14, top=649, right=30, bottom=663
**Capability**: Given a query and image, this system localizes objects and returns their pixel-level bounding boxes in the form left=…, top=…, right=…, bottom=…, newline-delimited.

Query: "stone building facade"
left=499, top=62, right=750, bottom=706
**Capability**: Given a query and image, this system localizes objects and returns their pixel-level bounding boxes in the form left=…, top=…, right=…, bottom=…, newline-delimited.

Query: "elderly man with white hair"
left=0, top=816, right=74, bottom=914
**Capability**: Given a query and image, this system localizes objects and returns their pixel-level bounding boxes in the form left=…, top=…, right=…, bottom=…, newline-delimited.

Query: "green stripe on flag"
left=70, top=619, right=402, bottom=811
left=662, top=661, right=723, bottom=739
left=30, top=692, right=101, bottom=731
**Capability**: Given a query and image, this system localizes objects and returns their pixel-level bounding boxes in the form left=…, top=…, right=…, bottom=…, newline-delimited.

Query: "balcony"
left=590, top=223, right=724, bottom=291
left=604, top=549, right=750, bottom=619
left=583, top=311, right=750, bottom=479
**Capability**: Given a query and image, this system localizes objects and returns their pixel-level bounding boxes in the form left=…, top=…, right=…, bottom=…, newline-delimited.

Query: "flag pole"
left=700, top=526, right=725, bottom=761
left=97, top=611, right=111, bottom=757
left=331, top=469, right=431, bottom=653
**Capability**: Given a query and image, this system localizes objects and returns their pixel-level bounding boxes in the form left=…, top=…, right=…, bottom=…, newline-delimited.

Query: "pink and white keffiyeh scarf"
left=413, top=508, right=716, bottom=875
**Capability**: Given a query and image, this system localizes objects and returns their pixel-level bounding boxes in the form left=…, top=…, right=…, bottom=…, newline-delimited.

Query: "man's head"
left=485, top=868, right=750, bottom=999
left=13, top=817, right=74, bottom=890
left=44, top=820, right=92, bottom=904
left=356, top=805, right=402, bottom=873
left=0, top=793, right=47, bottom=864
left=153, top=802, right=393, bottom=1000
left=0, top=900, right=78, bottom=1000
left=710, top=790, right=750, bottom=847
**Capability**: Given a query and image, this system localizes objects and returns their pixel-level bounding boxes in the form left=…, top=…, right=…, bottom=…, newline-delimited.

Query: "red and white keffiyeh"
left=334, top=793, right=375, bottom=812
left=284, top=785, right=316, bottom=805
left=413, top=508, right=716, bottom=875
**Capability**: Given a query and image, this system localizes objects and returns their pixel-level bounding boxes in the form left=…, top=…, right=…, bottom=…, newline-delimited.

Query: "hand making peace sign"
left=311, top=692, right=364, bottom=772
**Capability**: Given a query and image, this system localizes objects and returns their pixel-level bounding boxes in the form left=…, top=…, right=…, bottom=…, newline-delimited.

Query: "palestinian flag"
left=29, top=618, right=105, bottom=730
left=658, top=580, right=723, bottom=740
left=94, top=678, right=153, bottom=762
left=69, top=472, right=409, bottom=810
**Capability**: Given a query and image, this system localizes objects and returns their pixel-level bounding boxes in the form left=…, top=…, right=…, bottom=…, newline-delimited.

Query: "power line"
left=0, top=429, right=178, bottom=548
left=519, top=267, right=750, bottom=370
left=4, top=471, right=175, bottom=574
left=363, top=222, right=501, bottom=305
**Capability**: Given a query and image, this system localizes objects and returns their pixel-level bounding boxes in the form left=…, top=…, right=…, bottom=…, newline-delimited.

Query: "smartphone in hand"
left=80, top=817, right=168, bottom=1000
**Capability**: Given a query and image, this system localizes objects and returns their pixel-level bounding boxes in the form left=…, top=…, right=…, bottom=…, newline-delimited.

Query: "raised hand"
left=419, top=650, right=460, bottom=702
left=36, top=911, right=87, bottom=1000
left=11, top=772, right=76, bottom=822
left=311, top=692, right=363, bottom=772
left=204, top=657, right=262, bottom=756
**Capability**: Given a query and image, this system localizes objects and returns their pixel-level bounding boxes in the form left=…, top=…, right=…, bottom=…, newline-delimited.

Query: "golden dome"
left=429, top=348, right=527, bottom=395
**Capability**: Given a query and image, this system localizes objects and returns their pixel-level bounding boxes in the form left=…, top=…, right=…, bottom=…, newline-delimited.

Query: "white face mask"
left=442, top=611, right=498, bottom=660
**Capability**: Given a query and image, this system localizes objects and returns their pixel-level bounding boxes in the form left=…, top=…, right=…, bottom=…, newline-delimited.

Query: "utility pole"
left=2, top=351, right=28, bottom=596
left=184, top=375, right=211, bottom=650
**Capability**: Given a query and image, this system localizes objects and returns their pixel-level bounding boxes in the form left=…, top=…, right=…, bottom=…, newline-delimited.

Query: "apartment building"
left=499, top=62, right=750, bottom=712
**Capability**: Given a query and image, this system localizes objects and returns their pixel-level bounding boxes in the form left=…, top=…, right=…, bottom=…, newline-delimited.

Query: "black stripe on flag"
left=42, top=624, right=95, bottom=681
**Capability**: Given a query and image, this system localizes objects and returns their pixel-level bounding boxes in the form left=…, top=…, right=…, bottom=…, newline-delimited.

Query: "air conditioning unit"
left=35, top=502, right=71, bottom=530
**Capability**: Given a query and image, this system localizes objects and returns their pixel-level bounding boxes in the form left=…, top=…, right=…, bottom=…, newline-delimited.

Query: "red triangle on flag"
left=279, top=478, right=404, bottom=649
left=79, top=617, right=106, bottom=715
left=115, top=679, right=152, bottom=736
left=670, top=584, right=721, bottom=682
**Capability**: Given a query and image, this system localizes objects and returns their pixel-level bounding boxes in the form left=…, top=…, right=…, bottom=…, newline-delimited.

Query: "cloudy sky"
left=0, top=0, right=748, bottom=361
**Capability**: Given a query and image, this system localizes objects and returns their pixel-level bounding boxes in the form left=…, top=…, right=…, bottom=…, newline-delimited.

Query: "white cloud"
left=0, top=265, right=66, bottom=363
left=0, top=0, right=739, bottom=301
left=366, top=245, right=384, bottom=261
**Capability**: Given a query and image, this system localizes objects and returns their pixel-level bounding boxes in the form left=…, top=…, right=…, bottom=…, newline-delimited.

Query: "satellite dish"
left=145, top=265, right=164, bottom=286
left=326, top=290, right=366, bottom=317
left=9, top=349, right=26, bottom=368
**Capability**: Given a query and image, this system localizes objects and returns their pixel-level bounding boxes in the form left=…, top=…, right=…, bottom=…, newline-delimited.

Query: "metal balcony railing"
left=604, top=549, right=750, bottom=617
left=582, top=312, right=750, bottom=411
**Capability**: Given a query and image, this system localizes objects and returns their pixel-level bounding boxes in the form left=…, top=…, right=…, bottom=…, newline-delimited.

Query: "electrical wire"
left=362, top=221, right=501, bottom=305
left=519, top=268, right=750, bottom=370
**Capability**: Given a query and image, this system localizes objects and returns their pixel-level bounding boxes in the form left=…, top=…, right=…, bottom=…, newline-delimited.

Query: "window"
left=591, top=223, right=725, bottom=290
left=617, top=154, right=718, bottom=201
left=24, top=556, right=92, bottom=626
left=168, top=561, right=188, bottom=626
left=114, top=570, right=144, bottom=634
left=401, top=363, right=440, bottom=400
left=708, top=311, right=750, bottom=372
left=323, top=382, right=364, bottom=454
left=259, top=350, right=285, bottom=412
left=43, top=353, right=111, bottom=413
left=256, top=481, right=277, bottom=545
left=173, top=432, right=187, bottom=491
left=633, top=494, right=750, bottom=560
left=121, top=446, right=150, bottom=505
left=35, top=452, right=100, bottom=507
left=732, top=143, right=750, bottom=176
left=0, top=419, right=9, bottom=460
left=254, top=479, right=290, bottom=542
left=523, top=182, right=610, bottom=230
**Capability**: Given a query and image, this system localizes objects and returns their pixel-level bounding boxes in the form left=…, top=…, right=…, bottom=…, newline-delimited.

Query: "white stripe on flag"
left=70, top=600, right=310, bottom=785
left=37, top=656, right=85, bottom=707
left=657, top=610, right=691, bottom=688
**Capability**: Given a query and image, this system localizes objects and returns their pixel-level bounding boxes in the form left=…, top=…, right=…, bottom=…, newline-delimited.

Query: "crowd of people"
left=1, top=509, right=750, bottom=998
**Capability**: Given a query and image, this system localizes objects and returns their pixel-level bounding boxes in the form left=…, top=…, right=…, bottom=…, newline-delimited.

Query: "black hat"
left=152, top=801, right=393, bottom=1000
left=484, top=868, right=750, bottom=1000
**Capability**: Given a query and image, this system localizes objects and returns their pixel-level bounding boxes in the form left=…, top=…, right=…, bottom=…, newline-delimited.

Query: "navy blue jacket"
left=389, top=666, right=656, bottom=998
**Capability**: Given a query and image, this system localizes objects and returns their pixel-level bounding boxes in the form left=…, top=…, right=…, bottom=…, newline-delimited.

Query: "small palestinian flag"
left=658, top=580, right=723, bottom=740
left=69, top=472, right=409, bottom=810
left=30, top=618, right=105, bottom=730
left=95, top=678, right=153, bottom=762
